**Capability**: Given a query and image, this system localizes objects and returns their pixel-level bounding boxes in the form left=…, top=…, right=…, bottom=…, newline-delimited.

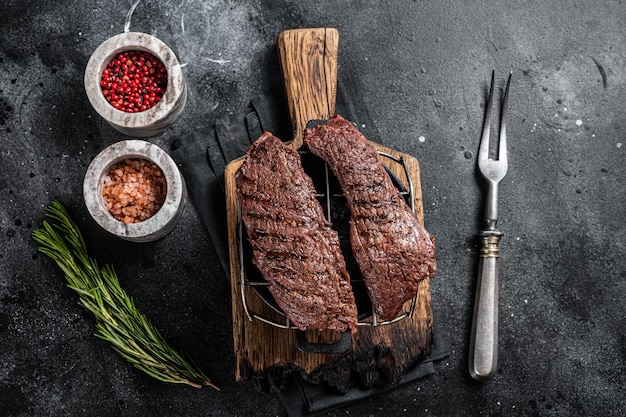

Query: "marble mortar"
left=84, top=32, right=186, bottom=137
left=83, top=140, right=187, bottom=242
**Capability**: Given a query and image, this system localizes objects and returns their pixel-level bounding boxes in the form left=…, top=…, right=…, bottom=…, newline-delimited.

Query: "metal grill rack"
left=238, top=149, right=418, bottom=329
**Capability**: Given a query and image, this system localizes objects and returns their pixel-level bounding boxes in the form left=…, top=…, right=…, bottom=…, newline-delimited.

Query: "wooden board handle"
left=277, top=28, right=338, bottom=148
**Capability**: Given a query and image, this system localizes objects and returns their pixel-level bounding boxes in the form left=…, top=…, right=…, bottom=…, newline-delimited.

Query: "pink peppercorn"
left=100, top=50, right=167, bottom=113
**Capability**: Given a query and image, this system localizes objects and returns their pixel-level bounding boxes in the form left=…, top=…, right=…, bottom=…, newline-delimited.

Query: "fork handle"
left=484, top=181, right=499, bottom=227
left=469, top=229, right=502, bottom=381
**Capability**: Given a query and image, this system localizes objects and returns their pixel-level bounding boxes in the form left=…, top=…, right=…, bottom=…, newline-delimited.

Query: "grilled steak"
left=235, top=132, right=358, bottom=333
left=304, top=115, right=437, bottom=321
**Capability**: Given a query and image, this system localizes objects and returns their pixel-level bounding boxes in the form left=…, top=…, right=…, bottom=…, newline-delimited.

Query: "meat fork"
left=469, top=70, right=511, bottom=382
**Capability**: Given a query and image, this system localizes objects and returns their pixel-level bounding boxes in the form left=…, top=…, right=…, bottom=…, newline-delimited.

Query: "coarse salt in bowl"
left=83, top=140, right=187, bottom=242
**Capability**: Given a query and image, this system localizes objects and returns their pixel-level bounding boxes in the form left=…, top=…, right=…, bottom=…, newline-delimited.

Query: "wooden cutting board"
left=224, top=28, right=433, bottom=387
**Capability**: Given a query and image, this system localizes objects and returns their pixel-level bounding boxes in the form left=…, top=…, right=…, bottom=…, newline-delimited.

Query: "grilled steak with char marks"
left=304, top=115, right=436, bottom=321
left=235, top=132, right=358, bottom=333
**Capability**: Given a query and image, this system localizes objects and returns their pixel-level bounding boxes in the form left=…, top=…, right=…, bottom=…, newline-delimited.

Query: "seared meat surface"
left=304, top=115, right=436, bottom=320
left=236, top=132, right=358, bottom=333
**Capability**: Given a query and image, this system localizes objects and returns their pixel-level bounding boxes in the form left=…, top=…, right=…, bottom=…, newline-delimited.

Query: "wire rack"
left=237, top=149, right=418, bottom=329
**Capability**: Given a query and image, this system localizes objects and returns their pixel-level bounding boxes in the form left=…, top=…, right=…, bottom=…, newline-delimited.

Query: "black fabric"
left=169, top=80, right=449, bottom=416
left=170, top=92, right=291, bottom=275
left=280, top=320, right=449, bottom=417
left=171, top=126, right=231, bottom=274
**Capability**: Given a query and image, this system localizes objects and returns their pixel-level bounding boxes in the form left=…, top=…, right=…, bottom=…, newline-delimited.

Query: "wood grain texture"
left=277, top=28, right=338, bottom=147
left=225, top=28, right=433, bottom=387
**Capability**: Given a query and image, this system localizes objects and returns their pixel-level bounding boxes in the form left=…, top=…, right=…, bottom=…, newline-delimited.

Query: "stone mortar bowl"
left=84, top=32, right=186, bottom=137
left=83, top=139, right=187, bottom=242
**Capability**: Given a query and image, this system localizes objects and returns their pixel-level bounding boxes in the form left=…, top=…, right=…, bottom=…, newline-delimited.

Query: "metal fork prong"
left=498, top=72, right=512, bottom=165
left=478, top=70, right=496, bottom=163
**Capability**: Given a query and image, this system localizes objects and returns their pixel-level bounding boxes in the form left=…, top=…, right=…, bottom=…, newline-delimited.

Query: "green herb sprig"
left=32, top=200, right=218, bottom=390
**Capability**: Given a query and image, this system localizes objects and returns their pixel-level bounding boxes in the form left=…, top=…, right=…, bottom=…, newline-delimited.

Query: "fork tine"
left=498, top=72, right=512, bottom=164
left=479, top=70, right=495, bottom=162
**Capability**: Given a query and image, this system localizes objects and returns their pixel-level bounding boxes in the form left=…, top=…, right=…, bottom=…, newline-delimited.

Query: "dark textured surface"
left=1, top=1, right=624, bottom=416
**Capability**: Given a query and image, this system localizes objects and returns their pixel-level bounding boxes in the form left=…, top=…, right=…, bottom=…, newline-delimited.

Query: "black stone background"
left=1, top=0, right=625, bottom=416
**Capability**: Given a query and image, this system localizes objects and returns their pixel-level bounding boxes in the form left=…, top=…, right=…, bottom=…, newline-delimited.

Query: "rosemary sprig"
left=32, top=200, right=218, bottom=390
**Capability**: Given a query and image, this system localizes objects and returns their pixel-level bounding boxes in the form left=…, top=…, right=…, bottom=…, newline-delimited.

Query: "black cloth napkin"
left=170, top=80, right=450, bottom=416
left=280, top=320, right=449, bottom=417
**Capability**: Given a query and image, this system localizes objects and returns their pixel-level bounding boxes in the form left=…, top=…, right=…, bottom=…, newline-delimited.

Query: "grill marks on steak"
left=236, top=132, right=358, bottom=334
left=304, top=115, right=437, bottom=321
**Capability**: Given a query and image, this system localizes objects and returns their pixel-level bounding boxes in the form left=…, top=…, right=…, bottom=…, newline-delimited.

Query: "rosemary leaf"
left=33, top=200, right=218, bottom=390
